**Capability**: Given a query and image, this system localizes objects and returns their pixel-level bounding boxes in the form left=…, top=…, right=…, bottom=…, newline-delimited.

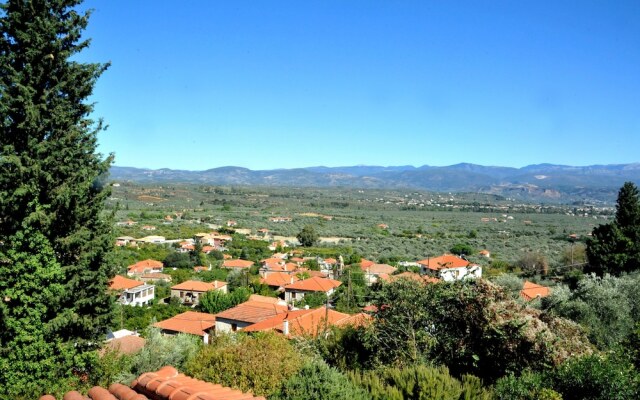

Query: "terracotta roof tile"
left=153, top=311, right=216, bottom=336
left=362, top=263, right=397, bottom=275
left=284, top=276, right=341, bottom=293
left=41, top=366, right=264, bottom=400
left=222, top=259, right=254, bottom=269
left=103, top=335, right=146, bottom=356
left=214, top=299, right=287, bottom=324
left=416, top=254, right=474, bottom=270
left=109, top=275, right=144, bottom=290
left=171, top=280, right=226, bottom=292
left=520, top=281, right=551, bottom=301
left=261, top=272, right=299, bottom=287
left=128, top=259, right=164, bottom=274
left=243, top=307, right=352, bottom=337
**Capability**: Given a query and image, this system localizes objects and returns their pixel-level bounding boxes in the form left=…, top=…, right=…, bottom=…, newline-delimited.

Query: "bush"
left=350, top=364, right=492, bottom=400
left=550, top=354, right=640, bottom=400
left=184, top=333, right=303, bottom=397
left=275, top=359, right=370, bottom=400
left=494, top=371, right=560, bottom=400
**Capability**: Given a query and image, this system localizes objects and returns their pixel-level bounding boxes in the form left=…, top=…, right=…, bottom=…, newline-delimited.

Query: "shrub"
left=184, top=333, right=303, bottom=397
left=275, top=359, right=370, bottom=400
left=350, top=364, right=492, bottom=400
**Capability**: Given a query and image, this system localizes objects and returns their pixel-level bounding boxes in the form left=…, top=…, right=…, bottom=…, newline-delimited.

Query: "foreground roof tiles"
left=153, top=311, right=216, bottom=336
left=40, top=367, right=264, bottom=400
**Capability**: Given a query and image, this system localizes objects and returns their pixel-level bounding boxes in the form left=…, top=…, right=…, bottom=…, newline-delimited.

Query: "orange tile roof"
left=171, top=280, right=226, bottom=292
left=324, top=258, right=337, bottom=264
left=133, top=366, right=265, bottom=400
left=284, top=276, right=341, bottom=293
left=362, top=263, right=397, bottom=275
left=520, top=281, right=551, bottom=301
left=360, top=259, right=375, bottom=269
left=244, top=307, right=352, bottom=337
left=193, top=266, right=209, bottom=272
left=214, top=299, right=288, bottom=324
left=289, top=257, right=304, bottom=263
left=128, top=259, right=164, bottom=274
left=40, top=367, right=265, bottom=400
left=102, top=335, right=146, bottom=355
left=222, top=259, right=254, bottom=269
left=261, top=272, right=299, bottom=287
left=153, top=311, right=216, bottom=336
left=416, top=254, right=473, bottom=270
left=109, top=275, right=144, bottom=290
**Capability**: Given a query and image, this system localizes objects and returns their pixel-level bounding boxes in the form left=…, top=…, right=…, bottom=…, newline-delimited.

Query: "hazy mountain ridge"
left=110, top=163, right=640, bottom=203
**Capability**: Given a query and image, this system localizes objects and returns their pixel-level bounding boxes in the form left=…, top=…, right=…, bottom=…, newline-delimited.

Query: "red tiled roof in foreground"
left=520, top=280, right=551, bottom=301
left=40, top=366, right=264, bottom=400
left=154, top=311, right=216, bottom=337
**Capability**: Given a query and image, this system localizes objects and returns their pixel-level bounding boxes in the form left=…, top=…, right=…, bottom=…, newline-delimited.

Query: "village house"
left=417, top=254, right=482, bottom=281
left=284, top=276, right=341, bottom=304
left=214, top=295, right=288, bottom=333
left=127, top=259, right=164, bottom=276
left=520, top=281, right=551, bottom=301
left=153, top=311, right=216, bottom=343
left=260, top=271, right=300, bottom=291
left=109, top=275, right=155, bottom=306
left=361, top=263, right=397, bottom=285
left=243, top=306, right=366, bottom=338
left=170, top=280, right=227, bottom=306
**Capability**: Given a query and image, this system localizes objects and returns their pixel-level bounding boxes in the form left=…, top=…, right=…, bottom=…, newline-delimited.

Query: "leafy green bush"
left=184, top=333, right=303, bottom=397
left=275, top=359, right=371, bottom=400
left=550, top=354, right=639, bottom=400
left=350, top=364, right=492, bottom=400
left=494, top=371, right=560, bottom=400
left=198, top=286, right=251, bottom=314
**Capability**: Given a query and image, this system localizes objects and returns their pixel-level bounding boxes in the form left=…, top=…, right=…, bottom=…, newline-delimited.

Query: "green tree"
left=0, top=1, right=114, bottom=395
left=450, top=243, right=475, bottom=256
left=297, top=225, right=319, bottom=247
left=275, top=359, right=371, bottom=400
left=587, top=182, right=640, bottom=275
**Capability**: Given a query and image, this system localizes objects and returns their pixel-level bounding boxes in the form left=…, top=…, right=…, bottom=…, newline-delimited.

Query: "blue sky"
left=80, top=1, right=640, bottom=171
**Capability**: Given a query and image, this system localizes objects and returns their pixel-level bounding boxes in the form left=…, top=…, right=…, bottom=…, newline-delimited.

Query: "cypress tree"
left=0, top=0, right=114, bottom=394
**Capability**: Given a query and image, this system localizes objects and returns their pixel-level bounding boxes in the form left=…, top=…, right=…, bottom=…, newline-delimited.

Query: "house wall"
left=120, top=285, right=155, bottom=306
left=215, top=318, right=253, bottom=333
left=285, top=289, right=333, bottom=304
left=439, top=266, right=482, bottom=282
left=171, top=289, right=205, bottom=305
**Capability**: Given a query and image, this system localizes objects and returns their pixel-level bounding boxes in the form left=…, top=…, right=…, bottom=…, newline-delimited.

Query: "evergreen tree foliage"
left=0, top=0, right=113, bottom=394
left=350, top=364, right=493, bottom=400
left=586, top=182, right=640, bottom=275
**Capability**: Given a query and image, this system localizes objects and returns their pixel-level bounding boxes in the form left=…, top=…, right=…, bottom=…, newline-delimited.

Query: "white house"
left=416, top=254, right=482, bottom=282
left=109, top=275, right=155, bottom=306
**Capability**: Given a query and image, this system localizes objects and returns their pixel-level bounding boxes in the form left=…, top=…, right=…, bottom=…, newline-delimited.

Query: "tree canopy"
left=586, top=182, right=640, bottom=275
left=0, top=0, right=113, bottom=395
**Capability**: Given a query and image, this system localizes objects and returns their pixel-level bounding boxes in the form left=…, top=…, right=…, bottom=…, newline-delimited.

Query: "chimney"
left=214, top=280, right=218, bottom=288
left=290, top=276, right=294, bottom=284
left=283, top=319, right=289, bottom=335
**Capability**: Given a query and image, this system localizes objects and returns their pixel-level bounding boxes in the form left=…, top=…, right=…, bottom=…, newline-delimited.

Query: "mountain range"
left=110, top=163, right=640, bottom=204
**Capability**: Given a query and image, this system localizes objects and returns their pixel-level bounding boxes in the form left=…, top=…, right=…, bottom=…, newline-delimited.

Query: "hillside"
left=110, top=163, right=640, bottom=204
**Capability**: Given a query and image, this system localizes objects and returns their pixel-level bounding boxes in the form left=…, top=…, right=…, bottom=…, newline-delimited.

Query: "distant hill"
left=109, top=163, right=640, bottom=204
